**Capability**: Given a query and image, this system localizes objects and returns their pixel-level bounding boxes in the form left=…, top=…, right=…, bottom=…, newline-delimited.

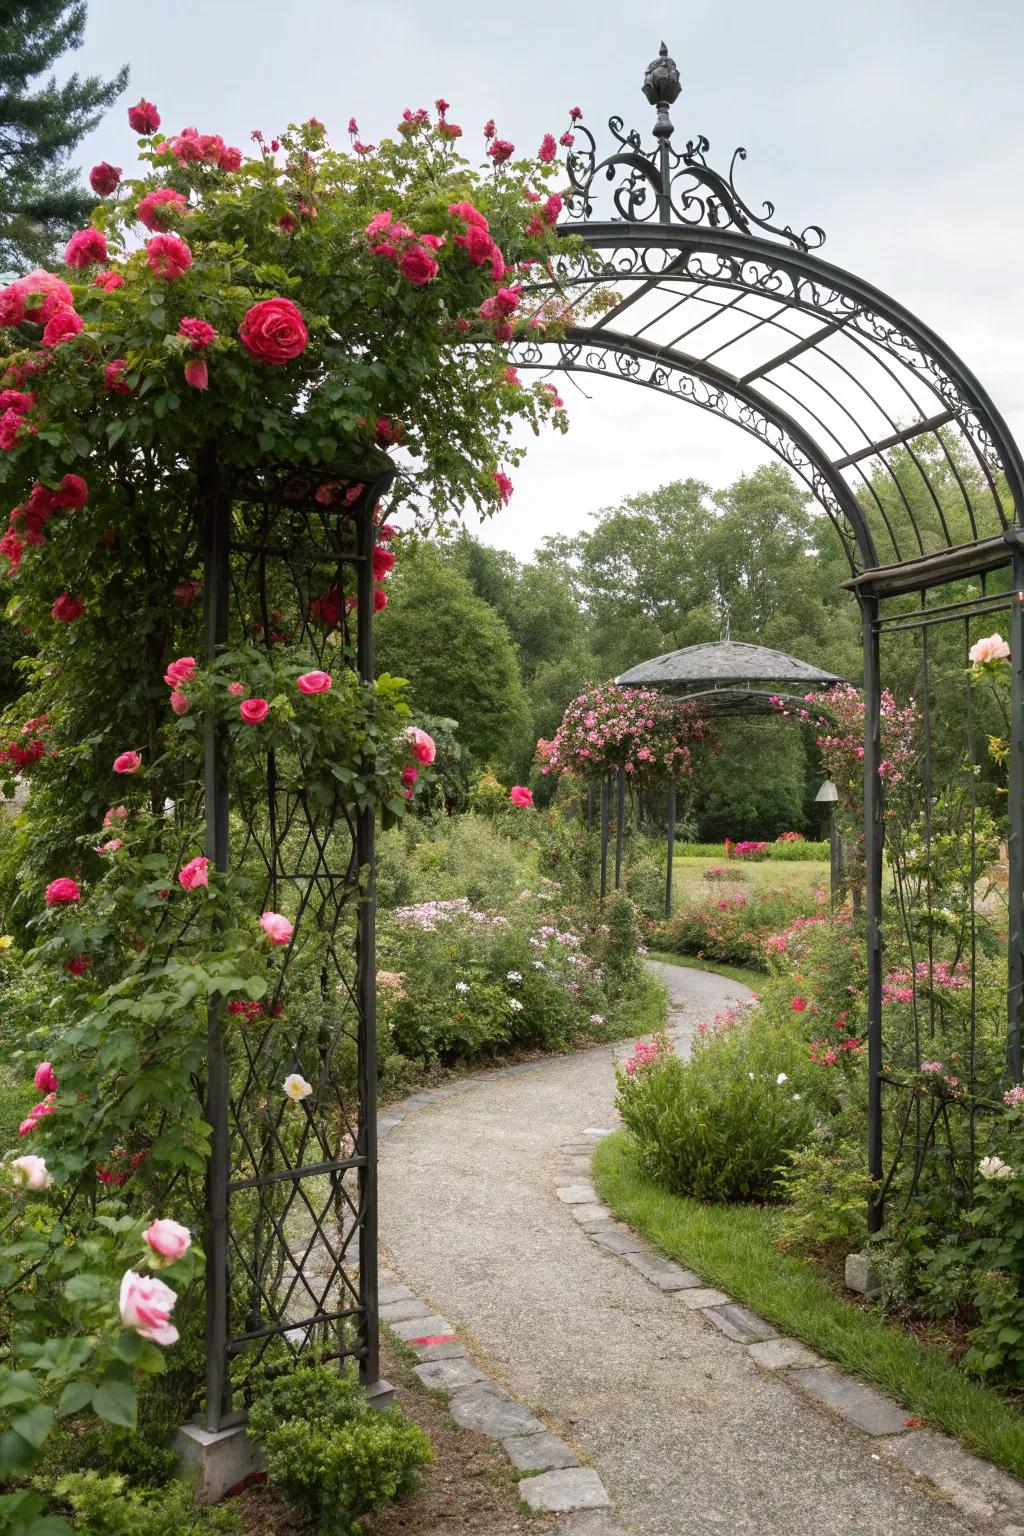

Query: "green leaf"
left=9, top=1404, right=54, bottom=1451
left=92, top=1376, right=137, bottom=1429
left=56, top=1381, right=94, bottom=1418
left=0, top=1374, right=38, bottom=1411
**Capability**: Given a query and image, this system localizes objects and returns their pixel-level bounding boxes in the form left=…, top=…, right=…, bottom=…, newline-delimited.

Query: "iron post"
left=1006, top=536, right=1024, bottom=1082
left=665, top=776, right=676, bottom=919
left=614, top=765, right=626, bottom=889
left=862, top=593, right=885, bottom=1232
left=599, top=775, right=609, bottom=902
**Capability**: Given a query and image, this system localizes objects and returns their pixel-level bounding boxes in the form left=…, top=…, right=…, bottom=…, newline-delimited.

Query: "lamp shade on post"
left=814, top=779, right=841, bottom=906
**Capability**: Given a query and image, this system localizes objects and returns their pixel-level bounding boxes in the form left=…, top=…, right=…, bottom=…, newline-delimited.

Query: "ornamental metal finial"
left=642, top=42, right=681, bottom=128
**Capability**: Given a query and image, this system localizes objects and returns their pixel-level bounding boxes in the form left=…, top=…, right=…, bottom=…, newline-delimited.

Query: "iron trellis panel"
left=202, top=458, right=393, bottom=1429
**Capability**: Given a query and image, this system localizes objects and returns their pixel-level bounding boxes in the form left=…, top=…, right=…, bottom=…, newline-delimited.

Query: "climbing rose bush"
left=0, top=89, right=594, bottom=1494
left=539, top=683, right=707, bottom=784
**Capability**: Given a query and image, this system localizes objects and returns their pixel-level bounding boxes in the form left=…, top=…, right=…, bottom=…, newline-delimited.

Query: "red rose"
left=51, top=592, right=86, bottom=622
left=238, top=298, right=308, bottom=365
left=64, top=228, right=108, bottom=268
left=89, top=162, right=122, bottom=196
left=239, top=698, right=269, bottom=724
left=128, top=98, right=161, bottom=134
left=42, top=309, right=83, bottom=347
left=53, top=473, right=88, bottom=509
left=146, top=234, right=192, bottom=280
left=104, top=359, right=131, bottom=395
left=94, top=270, right=125, bottom=291
left=399, top=245, right=438, bottom=287
left=137, top=188, right=187, bottom=232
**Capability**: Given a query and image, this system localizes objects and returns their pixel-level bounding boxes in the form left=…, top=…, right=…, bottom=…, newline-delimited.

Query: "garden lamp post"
left=815, top=778, right=841, bottom=907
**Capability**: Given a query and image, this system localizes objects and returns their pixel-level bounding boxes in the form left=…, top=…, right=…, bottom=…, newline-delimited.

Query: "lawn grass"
left=669, top=855, right=829, bottom=908
left=593, top=1130, right=1024, bottom=1478
left=646, top=949, right=764, bottom=993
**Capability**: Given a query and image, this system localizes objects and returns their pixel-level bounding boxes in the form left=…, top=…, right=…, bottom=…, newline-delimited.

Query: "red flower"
left=65, top=227, right=108, bottom=268
left=487, top=138, right=515, bottom=164
left=45, top=877, right=81, bottom=906
left=137, top=188, right=187, bottom=232
left=509, top=785, right=533, bottom=807
left=791, top=997, right=807, bottom=1012
left=51, top=592, right=85, bottom=622
left=537, top=134, right=557, bottom=162
left=372, top=546, right=396, bottom=581
left=373, top=586, right=388, bottom=612
left=104, top=359, right=131, bottom=395
left=146, top=234, right=192, bottom=280
left=53, top=473, right=88, bottom=509
left=94, top=270, right=125, bottom=291
left=128, top=98, right=161, bottom=134
left=238, top=298, right=308, bottom=364
left=493, top=471, right=513, bottom=505
left=399, top=244, right=439, bottom=286
left=89, top=162, right=121, bottom=196
left=65, top=954, right=91, bottom=977
left=239, top=698, right=269, bottom=724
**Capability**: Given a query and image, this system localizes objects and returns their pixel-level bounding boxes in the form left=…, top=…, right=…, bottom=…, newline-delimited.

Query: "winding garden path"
left=379, top=964, right=990, bottom=1535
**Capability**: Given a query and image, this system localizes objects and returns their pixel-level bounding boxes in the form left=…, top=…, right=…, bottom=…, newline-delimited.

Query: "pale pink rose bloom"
left=282, top=1072, right=312, bottom=1101
left=9, top=1154, right=51, bottom=1190
left=143, top=1217, right=192, bottom=1264
left=113, top=750, right=141, bottom=774
left=227, top=681, right=246, bottom=696
left=296, top=670, right=332, bottom=694
left=170, top=689, right=190, bottom=715
left=178, top=855, right=209, bottom=891
left=260, top=911, right=293, bottom=946
left=969, top=633, right=1010, bottom=665
left=119, top=1268, right=179, bottom=1344
left=408, top=726, right=436, bottom=765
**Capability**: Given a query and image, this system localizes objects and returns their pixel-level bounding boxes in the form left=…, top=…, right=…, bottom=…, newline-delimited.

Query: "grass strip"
left=647, top=950, right=764, bottom=993
left=593, top=1130, right=1024, bottom=1478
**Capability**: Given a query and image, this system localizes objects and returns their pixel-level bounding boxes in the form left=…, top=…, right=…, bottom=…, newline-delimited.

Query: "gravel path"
left=380, top=963, right=975, bottom=1535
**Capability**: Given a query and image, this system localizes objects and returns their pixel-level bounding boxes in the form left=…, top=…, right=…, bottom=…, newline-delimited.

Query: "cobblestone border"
left=558, top=1127, right=1024, bottom=1536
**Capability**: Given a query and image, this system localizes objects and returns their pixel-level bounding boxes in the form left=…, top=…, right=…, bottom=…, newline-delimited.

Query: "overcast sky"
left=67, top=0, right=1024, bottom=559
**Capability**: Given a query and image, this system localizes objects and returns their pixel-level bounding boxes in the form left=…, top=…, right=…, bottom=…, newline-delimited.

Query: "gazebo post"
left=665, top=776, right=676, bottom=919
left=599, top=774, right=610, bottom=902
left=587, top=783, right=594, bottom=832
left=614, top=765, right=626, bottom=889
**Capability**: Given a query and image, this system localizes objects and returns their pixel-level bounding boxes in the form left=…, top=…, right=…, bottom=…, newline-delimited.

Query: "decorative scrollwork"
left=562, top=47, right=825, bottom=251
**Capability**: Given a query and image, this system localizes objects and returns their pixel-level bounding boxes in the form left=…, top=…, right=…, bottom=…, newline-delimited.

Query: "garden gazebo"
left=606, top=640, right=844, bottom=913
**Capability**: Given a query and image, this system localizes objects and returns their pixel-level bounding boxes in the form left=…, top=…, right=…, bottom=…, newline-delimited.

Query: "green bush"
left=53, top=1472, right=241, bottom=1536
left=247, top=1366, right=432, bottom=1536
left=676, top=841, right=829, bottom=862
left=616, top=1010, right=817, bottom=1202
left=653, top=886, right=820, bottom=971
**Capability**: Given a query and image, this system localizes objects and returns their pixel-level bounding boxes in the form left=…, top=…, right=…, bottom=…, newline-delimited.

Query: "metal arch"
left=512, top=325, right=878, bottom=572
left=546, top=221, right=1024, bottom=570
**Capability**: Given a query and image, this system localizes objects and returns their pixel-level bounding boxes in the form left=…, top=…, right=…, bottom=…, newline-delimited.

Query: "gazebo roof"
left=615, top=641, right=844, bottom=715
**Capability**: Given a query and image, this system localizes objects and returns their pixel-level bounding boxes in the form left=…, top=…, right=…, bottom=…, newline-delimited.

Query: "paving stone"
left=502, top=1430, right=578, bottom=1471
left=379, top=1297, right=430, bottom=1324
left=555, top=1159, right=595, bottom=1179
left=881, top=1429, right=1024, bottom=1523
left=589, top=1228, right=646, bottom=1256
left=389, top=1313, right=454, bottom=1342
left=791, top=1366, right=909, bottom=1435
left=409, top=1338, right=466, bottom=1362
left=378, top=1283, right=414, bottom=1307
left=702, top=1303, right=778, bottom=1343
left=449, top=1382, right=545, bottom=1439
left=567, top=1202, right=612, bottom=1224
left=622, top=1249, right=702, bottom=1290
left=675, top=1286, right=731, bottom=1309
left=746, top=1337, right=822, bottom=1370
left=413, top=1357, right=484, bottom=1391
left=519, top=1468, right=611, bottom=1513
left=555, top=1515, right=630, bottom=1536
left=581, top=1126, right=616, bottom=1138
left=845, top=1250, right=881, bottom=1299
left=556, top=1184, right=600, bottom=1204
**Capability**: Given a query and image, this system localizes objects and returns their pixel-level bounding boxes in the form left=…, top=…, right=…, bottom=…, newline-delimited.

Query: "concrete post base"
left=844, top=1250, right=881, bottom=1300
left=365, top=1377, right=395, bottom=1411
left=175, top=1421, right=264, bottom=1504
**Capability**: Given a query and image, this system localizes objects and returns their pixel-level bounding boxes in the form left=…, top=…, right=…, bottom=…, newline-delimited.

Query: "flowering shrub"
left=652, top=885, right=823, bottom=972
left=538, top=684, right=706, bottom=783
left=730, top=839, right=768, bottom=861
left=616, top=1005, right=818, bottom=1201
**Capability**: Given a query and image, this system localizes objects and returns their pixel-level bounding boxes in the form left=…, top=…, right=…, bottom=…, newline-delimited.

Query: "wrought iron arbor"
left=513, top=42, right=1024, bottom=1232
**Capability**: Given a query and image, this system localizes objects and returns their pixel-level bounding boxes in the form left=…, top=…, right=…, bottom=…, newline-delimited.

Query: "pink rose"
left=372, top=546, right=395, bottom=581
left=238, top=298, right=308, bottom=364
left=969, top=634, right=1010, bottom=665
left=64, top=228, right=108, bottom=268
left=113, top=751, right=142, bottom=774
left=401, top=765, right=418, bottom=787
left=455, top=223, right=495, bottom=266
left=487, top=138, right=515, bottom=164
left=409, top=727, right=436, bottom=765
left=96, top=838, right=123, bottom=855
left=373, top=586, right=388, bottom=612
left=178, top=317, right=216, bottom=349
left=42, top=308, right=83, bottom=347
left=103, top=805, right=128, bottom=827
left=170, top=689, right=190, bottom=715
left=137, top=188, right=187, bottom=232
left=537, top=133, right=557, bottom=162
left=399, top=244, right=438, bottom=286
left=143, top=1218, right=192, bottom=1265
left=128, top=98, right=161, bottom=134
left=164, top=657, right=196, bottom=688
left=227, top=681, right=246, bottom=696
left=119, top=1268, right=179, bottom=1345
left=493, top=472, right=513, bottom=505
left=53, top=473, right=87, bottom=509
left=183, top=359, right=208, bottom=390
left=239, top=698, right=269, bottom=724
left=146, top=234, right=192, bottom=281
left=51, top=592, right=85, bottom=622
left=89, top=162, right=122, bottom=196
left=104, top=358, right=131, bottom=394
left=296, top=670, right=332, bottom=695
left=178, top=855, right=209, bottom=890
left=509, top=785, right=534, bottom=807
left=94, top=271, right=125, bottom=292
left=45, top=877, right=80, bottom=906
left=219, top=145, right=242, bottom=172
left=260, top=911, right=293, bottom=946
left=33, top=1062, right=58, bottom=1094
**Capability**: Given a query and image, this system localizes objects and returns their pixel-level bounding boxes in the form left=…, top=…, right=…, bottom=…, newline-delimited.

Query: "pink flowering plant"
left=539, top=683, right=707, bottom=784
